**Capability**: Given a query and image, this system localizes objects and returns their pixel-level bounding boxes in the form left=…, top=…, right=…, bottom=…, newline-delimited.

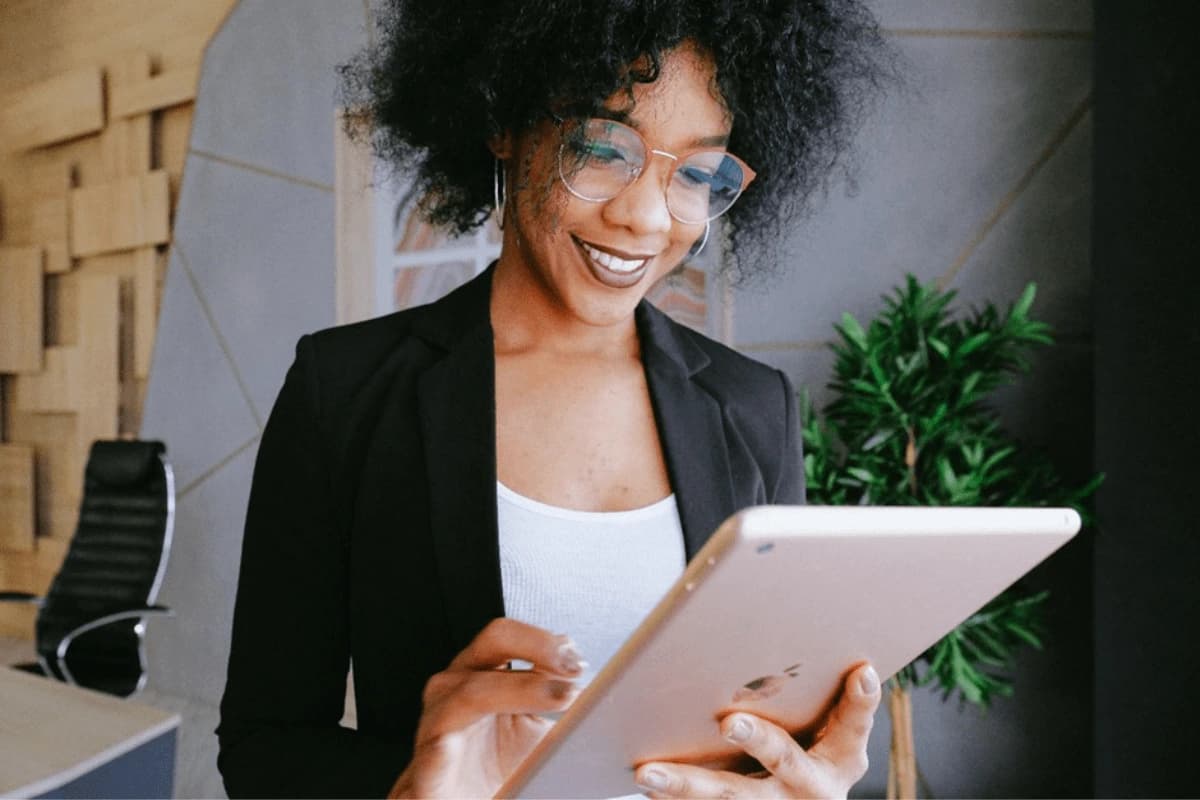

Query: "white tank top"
left=497, top=481, right=686, bottom=687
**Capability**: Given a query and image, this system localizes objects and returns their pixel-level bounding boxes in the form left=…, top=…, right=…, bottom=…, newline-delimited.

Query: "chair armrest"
left=55, top=605, right=174, bottom=684
left=0, top=591, right=43, bottom=606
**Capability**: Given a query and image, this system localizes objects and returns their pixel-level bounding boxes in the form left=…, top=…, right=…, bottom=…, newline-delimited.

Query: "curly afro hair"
left=339, top=0, right=889, bottom=280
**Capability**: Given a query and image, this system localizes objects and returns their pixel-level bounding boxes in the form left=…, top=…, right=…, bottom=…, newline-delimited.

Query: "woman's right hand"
left=388, top=618, right=585, bottom=799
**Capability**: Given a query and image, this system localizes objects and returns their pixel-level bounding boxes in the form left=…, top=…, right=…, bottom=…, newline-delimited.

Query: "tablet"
left=498, top=505, right=1081, bottom=799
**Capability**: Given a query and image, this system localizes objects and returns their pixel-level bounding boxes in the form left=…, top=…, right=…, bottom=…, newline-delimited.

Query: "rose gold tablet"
left=498, top=505, right=1081, bottom=799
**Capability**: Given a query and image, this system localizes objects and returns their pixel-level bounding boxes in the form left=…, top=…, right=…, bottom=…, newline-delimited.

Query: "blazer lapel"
left=414, top=271, right=505, bottom=654
left=405, top=272, right=737, bottom=657
left=637, top=302, right=735, bottom=559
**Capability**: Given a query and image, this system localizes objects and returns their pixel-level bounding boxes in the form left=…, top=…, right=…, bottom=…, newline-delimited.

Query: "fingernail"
left=859, top=665, right=880, bottom=695
left=724, top=715, right=753, bottom=743
left=547, top=679, right=575, bottom=700
left=637, top=768, right=670, bottom=792
left=557, top=640, right=587, bottom=675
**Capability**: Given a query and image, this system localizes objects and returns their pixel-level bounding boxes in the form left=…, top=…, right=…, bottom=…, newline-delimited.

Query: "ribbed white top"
left=497, top=481, right=686, bottom=687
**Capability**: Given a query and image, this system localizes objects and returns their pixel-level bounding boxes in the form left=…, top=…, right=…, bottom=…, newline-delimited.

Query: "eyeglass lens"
left=560, top=119, right=747, bottom=224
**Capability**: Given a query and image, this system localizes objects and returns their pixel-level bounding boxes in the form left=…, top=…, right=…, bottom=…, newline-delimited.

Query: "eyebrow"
left=593, top=107, right=730, bottom=149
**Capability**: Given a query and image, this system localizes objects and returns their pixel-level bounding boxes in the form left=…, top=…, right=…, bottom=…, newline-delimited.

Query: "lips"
left=574, top=237, right=654, bottom=289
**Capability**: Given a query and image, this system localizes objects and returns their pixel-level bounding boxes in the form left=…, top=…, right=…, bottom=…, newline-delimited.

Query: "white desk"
left=0, top=666, right=180, bottom=798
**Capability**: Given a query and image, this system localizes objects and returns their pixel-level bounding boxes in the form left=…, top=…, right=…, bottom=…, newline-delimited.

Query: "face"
left=495, top=42, right=734, bottom=329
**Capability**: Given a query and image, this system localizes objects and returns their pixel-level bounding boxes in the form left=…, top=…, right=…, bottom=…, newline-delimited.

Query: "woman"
left=217, top=1, right=888, bottom=797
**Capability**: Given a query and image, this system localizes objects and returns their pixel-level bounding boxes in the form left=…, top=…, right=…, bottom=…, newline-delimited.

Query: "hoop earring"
left=493, top=158, right=505, bottom=230
left=689, top=221, right=710, bottom=258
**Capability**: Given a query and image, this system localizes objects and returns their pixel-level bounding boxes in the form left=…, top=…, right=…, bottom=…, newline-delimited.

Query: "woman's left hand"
left=634, top=663, right=881, bottom=799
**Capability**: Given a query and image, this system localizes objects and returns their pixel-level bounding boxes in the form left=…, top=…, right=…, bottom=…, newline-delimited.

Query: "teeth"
left=581, top=242, right=647, bottom=274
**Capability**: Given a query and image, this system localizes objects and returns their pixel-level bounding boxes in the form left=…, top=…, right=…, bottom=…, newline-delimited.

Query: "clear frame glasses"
left=557, top=118, right=756, bottom=225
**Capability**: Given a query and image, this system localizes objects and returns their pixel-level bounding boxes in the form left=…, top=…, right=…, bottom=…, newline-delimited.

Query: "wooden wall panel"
left=75, top=274, right=121, bottom=448
left=0, top=0, right=238, bottom=639
left=110, top=65, right=200, bottom=120
left=133, top=248, right=161, bottom=379
left=100, top=53, right=153, bottom=178
left=0, top=443, right=36, bottom=553
left=5, top=412, right=80, bottom=542
left=0, top=246, right=44, bottom=373
left=0, top=1, right=234, bottom=96
left=161, top=104, right=195, bottom=206
left=69, top=171, right=170, bottom=257
left=13, top=347, right=79, bottom=414
left=0, top=67, right=104, bottom=152
left=29, top=196, right=72, bottom=275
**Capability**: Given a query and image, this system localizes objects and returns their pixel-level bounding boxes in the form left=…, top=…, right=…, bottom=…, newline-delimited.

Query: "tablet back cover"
left=502, top=505, right=1079, bottom=799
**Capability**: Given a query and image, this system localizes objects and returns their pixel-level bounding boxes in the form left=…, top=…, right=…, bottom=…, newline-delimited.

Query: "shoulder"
left=643, top=304, right=794, bottom=416
left=646, top=307, right=804, bottom=504
left=297, top=271, right=490, bottom=398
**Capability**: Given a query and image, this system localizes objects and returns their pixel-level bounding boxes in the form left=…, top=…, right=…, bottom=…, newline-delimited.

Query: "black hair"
left=339, top=0, right=889, bottom=281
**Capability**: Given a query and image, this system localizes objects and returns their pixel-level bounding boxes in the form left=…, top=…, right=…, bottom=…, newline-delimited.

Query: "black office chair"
left=0, top=440, right=175, bottom=697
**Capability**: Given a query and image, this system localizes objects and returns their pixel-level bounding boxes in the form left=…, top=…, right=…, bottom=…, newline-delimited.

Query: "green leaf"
left=847, top=467, right=875, bottom=483
left=839, top=312, right=868, bottom=351
left=862, top=430, right=893, bottom=451
left=957, top=331, right=991, bottom=358
left=1011, top=282, right=1037, bottom=320
left=1005, top=621, right=1044, bottom=649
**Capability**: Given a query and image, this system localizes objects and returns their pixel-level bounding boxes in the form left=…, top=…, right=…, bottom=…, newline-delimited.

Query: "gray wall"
left=141, top=1, right=1094, bottom=796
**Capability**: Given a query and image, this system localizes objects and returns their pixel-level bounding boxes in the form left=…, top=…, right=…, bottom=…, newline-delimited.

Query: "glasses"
left=557, top=118, right=756, bottom=225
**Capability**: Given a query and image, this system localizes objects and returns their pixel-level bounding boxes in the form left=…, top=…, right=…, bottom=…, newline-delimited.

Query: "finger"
left=720, top=712, right=826, bottom=791
left=809, top=663, right=880, bottom=782
left=450, top=617, right=587, bottom=676
left=420, top=668, right=579, bottom=739
left=634, top=762, right=773, bottom=800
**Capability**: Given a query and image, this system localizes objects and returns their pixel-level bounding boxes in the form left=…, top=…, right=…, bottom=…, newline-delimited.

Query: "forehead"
left=601, top=43, right=731, bottom=148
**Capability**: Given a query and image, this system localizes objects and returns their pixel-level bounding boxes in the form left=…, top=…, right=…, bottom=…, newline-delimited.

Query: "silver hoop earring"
left=689, top=221, right=711, bottom=258
left=493, top=158, right=505, bottom=230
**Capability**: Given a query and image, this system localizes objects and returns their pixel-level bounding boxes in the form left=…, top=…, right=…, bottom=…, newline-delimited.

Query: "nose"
left=602, top=155, right=674, bottom=237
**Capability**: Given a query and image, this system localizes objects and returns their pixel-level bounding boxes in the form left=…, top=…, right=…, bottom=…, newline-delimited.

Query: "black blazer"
left=217, top=266, right=805, bottom=798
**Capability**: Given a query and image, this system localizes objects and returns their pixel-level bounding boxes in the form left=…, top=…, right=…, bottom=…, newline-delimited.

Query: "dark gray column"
left=1093, top=4, right=1200, bottom=796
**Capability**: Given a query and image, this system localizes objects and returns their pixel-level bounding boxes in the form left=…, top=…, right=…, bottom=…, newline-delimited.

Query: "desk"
left=0, top=666, right=180, bottom=799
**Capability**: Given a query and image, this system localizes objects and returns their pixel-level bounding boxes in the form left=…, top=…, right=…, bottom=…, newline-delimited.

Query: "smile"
left=579, top=241, right=648, bottom=274
left=574, top=238, right=655, bottom=290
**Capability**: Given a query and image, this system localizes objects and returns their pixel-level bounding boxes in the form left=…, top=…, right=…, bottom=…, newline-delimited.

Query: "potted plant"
left=800, top=276, right=1100, bottom=799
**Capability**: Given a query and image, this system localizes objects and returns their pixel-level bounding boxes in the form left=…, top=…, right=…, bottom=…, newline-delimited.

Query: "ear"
left=487, top=130, right=513, bottom=159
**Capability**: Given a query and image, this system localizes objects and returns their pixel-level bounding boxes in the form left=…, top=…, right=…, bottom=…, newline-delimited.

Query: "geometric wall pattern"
left=139, top=1, right=1094, bottom=796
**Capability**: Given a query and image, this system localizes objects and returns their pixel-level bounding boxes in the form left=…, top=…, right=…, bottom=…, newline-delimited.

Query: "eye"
left=570, top=138, right=628, bottom=165
left=676, top=164, right=716, bottom=187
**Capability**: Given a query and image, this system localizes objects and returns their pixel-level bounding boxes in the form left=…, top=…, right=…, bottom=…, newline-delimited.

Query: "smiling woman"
left=216, top=2, right=890, bottom=798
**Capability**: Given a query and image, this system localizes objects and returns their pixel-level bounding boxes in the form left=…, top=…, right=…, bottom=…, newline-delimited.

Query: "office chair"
left=0, top=440, right=175, bottom=697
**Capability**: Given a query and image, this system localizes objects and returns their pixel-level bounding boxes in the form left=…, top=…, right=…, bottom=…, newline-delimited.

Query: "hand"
left=387, top=618, right=585, bottom=799
left=634, top=663, right=881, bottom=799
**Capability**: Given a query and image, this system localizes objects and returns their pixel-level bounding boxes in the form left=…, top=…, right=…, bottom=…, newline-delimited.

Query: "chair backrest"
left=35, top=440, right=174, bottom=697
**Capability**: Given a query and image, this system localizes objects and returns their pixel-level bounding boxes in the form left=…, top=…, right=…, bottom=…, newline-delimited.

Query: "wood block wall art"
left=13, top=347, right=80, bottom=414
left=0, top=66, right=105, bottom=152
left=101, top=53, right=153, bottom=178
left=0, top=443, right=36, bottom=553
left=29, top=196, right=71, bottom=274
left=109, top=65, right=200, bottom=120
left=68, top=170, right=170, bottom=257
left=74, top=274, right=121, bottom=449
left=6, top=411, right=83, bottom=543
left=133, top=247, right=160, bottom=379
left=0, top=246, right=44, bottom=373
left=0, top=0, right=237, bottom=640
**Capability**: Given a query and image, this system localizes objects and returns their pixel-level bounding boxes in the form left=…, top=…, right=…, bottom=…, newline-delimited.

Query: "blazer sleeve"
left=771, top=369, right=807, bottom=505
left=217, top=335, right=407, bottom=798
